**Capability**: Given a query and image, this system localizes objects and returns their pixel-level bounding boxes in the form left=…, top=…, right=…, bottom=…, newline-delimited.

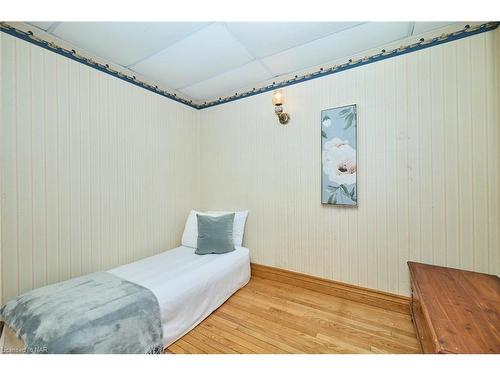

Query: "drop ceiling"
left=28, top=21, right=456, bottom=102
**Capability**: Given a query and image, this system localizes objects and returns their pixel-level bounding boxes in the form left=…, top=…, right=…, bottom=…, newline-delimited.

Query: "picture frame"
left=321, top=104, right=358, bottom=206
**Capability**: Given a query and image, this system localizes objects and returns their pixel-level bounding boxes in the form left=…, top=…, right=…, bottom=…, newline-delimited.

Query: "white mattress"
left=108, top=245, right=250, bottom=347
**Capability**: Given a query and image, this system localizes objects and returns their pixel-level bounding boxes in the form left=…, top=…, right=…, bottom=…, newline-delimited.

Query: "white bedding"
left=108, top=245, right=250, bottom=347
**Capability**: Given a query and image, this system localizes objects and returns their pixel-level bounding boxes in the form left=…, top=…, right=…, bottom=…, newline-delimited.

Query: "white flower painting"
left=321, top=105, right=357, bottom=206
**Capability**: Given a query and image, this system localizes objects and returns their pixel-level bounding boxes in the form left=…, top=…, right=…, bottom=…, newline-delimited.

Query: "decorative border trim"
left=1, top=22, right=498, bottom=111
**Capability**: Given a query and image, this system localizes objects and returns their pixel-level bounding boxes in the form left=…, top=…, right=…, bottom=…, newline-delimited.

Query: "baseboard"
left=250, top=263, right=410, bottom=315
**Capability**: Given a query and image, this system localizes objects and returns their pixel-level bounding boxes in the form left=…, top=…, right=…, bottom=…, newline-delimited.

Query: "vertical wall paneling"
left=442, top=41, right=460, bottom=269
left=374, top=62, right=388, bottom=292
left=2, top=29, right=499, bottom=302
left=1, top=34, right=200, bottom=304
left=79, top=64, right=92, bottom=275
left=16, top=38, right=34, bottom=295
left=56, top=54, right=70, bottom=282
left=2, top=35, right=19, bottom=300
left=44, top=45, right=59, bottom=286
left=394, top=54, right=410, bottom=295
left=430, top=45, right=446, bottom=267
left=456, top=39, right=474, bottom=271
left=69, top=59, right=81, bottom=278
left=384, top=58, right=398, bottom=293
left=406, top=51, right=421, bottom=268
left=489, top=29, right=500, bottom=277
left=199, top=31, right=500, bottom=296
left=470, top=36, right=488, bottom=273
left=0, top=33, right=3, bottom=305
left=31, top=39, right=47, bottom=288
left=418, top=49, right=433, bottom=267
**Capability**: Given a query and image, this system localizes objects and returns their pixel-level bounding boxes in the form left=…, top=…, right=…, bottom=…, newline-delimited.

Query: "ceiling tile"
left=412, top=22, right=456, bottom=36
left=180, top=60, right=273, bottom=100
left=131, top=23, right=254, bottom=90
left=226, top=22, right=364, bottom=58
left=28, top=22, right=56, bottom=31
left=20, top=21, right=464, bottom=102
left=262, top=22, right=411, bottom=76
left=51, top=22, right=209, bottom=66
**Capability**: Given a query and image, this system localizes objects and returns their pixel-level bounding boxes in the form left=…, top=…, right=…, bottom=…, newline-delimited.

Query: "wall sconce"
left=272, top=90, right=290, bottom=125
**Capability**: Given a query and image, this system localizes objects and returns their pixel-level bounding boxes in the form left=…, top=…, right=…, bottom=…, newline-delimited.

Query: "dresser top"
left=408, top=262, right=500, bottom=354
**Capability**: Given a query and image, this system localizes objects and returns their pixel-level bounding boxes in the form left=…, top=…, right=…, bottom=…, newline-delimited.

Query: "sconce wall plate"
left=278, top=112, right=290, bottom=125
left=275, top=105, right=290, bottom=125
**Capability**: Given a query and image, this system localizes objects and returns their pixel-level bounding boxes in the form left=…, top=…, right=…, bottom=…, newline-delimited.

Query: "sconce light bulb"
left=272, top=90, right=284, bottom=106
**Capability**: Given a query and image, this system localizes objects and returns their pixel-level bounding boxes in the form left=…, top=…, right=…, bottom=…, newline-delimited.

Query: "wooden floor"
left=166, top=274, right=421, bottom=354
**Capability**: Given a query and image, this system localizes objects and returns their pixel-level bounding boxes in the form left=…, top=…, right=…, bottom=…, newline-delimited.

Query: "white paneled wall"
left=0, top=33, right=200, bottom=304
left=1, top=28, right=499, bottom=303
left=0, top=33, right=3, bottom=305
left=200, top=31, right=500, bottom=296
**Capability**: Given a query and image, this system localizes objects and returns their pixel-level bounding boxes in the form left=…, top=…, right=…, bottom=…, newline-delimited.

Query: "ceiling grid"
left=25, top=21, right=458, bottom=101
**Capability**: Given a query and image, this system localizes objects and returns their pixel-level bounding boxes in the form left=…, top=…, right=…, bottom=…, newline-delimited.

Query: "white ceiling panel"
left=226, top=22, right=364, bottom=58
left=52, top=22, right=210, bottom=66
left=180, top=60, right=273, bottom=100
left=412, top=22, right=456, bottom=36
left=261, top=22, right=411, bottom=76
left=28, top=22, right=56, bottom=31
left=22, top=21, right=466, bottom=102
left=131, top=23, right=254, bottom=90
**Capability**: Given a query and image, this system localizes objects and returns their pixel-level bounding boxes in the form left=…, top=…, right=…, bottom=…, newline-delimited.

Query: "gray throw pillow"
left=195, top=213, right=236, bottom=255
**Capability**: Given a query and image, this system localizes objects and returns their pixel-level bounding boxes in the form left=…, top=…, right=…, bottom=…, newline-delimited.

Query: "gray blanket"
left=0, top=272, right=163, bottom=354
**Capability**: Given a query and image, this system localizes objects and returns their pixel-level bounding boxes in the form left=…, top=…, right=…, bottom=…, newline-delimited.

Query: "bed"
left=0, top=245, right=250, bottom=353
left=110, top=245, right=250, bottom=347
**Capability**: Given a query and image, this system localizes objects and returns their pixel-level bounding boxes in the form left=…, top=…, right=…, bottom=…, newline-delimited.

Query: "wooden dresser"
left=408, top=262, right=500, bottom=354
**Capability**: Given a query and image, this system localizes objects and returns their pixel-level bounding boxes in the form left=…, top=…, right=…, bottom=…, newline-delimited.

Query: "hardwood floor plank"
left=205, top=314, right=287, bottom=353
left=181, top=332, right=223, bottom=354
left=250, top=276, right=415, bottom=331
left=240, top=280, right=419, bottom=350
left=220, top=301, right=345, bottom=354
left=193, top=325, right=252, bottom=353
left=215, top=310, right=305, bottom=354
left=166, top=343, right=186, bottom=354
left=167, top=274, right=420, bottom=354
left=201, top=318, right=273, bottom=354
left=187, top=329, right=239, bottom=354
left=208, top=313, right=293, bottom=353
left=246, top=277, right=418, bottom=349
left=226, top=294, right=377, bottom=353
left=174, top=340, right=200, bottom=354
left=251, top=263, right=410, bottom=314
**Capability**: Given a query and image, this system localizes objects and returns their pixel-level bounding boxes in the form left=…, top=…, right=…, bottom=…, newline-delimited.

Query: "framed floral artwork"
left=321, top=104, right=357, bottom=206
